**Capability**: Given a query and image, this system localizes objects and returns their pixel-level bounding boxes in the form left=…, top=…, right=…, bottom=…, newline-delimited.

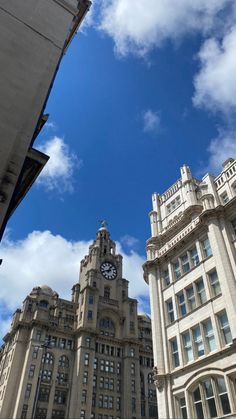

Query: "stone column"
left=207, top=216, right=236, bottom=338
left=148, top=266, right=169, bottom=419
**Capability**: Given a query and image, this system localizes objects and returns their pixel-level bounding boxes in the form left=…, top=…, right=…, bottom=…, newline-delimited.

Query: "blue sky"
left=1, top=0, right=236, bottom=338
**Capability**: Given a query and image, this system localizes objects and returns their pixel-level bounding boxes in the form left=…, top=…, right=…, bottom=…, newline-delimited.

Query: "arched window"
left=99, top=318, right=115, bottom=337
left=191, top=376, right=231, bottom=418
left=104, top=286, right=110, bottom=299
left=59, top=355, right=69, bottom=368
left=42, top=352, right=54, bottom=365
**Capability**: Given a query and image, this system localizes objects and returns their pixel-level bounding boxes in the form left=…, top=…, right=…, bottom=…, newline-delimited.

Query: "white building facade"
left=143, top=158, right=236, bottom=419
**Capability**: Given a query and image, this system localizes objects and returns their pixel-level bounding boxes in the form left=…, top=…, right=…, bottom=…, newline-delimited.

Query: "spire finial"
left=99, top=219, right=108, bottom=229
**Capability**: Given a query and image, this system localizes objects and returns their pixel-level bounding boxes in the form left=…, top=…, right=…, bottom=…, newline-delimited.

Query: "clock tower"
left=69, top=223, right=143, bottom=418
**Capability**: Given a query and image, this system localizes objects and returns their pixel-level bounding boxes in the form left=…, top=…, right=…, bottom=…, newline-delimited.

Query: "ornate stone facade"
left=144, top=158, right=236, bottom=418
left=0, top=227, right=157, bottom=419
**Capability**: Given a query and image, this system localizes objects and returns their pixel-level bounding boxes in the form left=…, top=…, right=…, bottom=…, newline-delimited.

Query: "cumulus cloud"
left=96, top=0, right=235, bottom=56
left=205, top=130, right=236, bottom=174
left=37, top=137, right=82, bottom=193
left=0, top=231, right=149, bottom=338
left=142, top=110, right=160, bottom=134
left=120, top=234, right=139, bottom=248
left=193, top=26, right=236, bottom=114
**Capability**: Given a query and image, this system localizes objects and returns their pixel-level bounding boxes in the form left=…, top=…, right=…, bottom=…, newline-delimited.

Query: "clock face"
left=100, top=262, right=117, bottom=280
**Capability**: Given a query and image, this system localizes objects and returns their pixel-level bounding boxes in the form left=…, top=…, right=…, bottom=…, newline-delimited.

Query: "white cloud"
left=120, top=234, right=139, bottom=248
left=0, top=231, right=149, bottom=338
left=96, top=0, right=235, bottom=56
left=193, top=26, right=236, bottom=114
left=37, top=137, right=81, bottom=193
left=205, top=130, right=236, bottom=174
left=143, top=109, right=160, bottom=133
left=45, top=121, right=56, bottom=130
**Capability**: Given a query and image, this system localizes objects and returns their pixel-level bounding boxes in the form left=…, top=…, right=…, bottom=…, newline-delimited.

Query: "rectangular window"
left=80, top=411, right=85, bottom=419
left=221, top=192, right=229, bottom=204
left=204, top=319, right=216, bottom=352
left=203, top=379, right=217, bottom=418
left=193, top=325, right=204, bottom=357
left=105, top=360, right=109, bottom=372
left=39, top=386, right=50, bottom=402
left=100, top=359, right=105, bottom=372
left=116, top=397, right=121, bottom=411
left=131, top=380, right=135, bottom=392
left=117, top=379, right=121, bottom=392
left=109, top=378, right=114, bottom=390
left=166, top=299, right=175, bottom=323
left=21, top=405, right=28, bottom=419
left=183, top=332, right=193, bottom=362
left=110, top=361, right=114, bottom=373
left=25, top=384, right=32, bottom=399
left=217, top=377, right=231, bottom=415
left=32, top=346, right=39, bottom=359
left=54, top=389, right=67, bottom=405
left=88, top=295, right=94, bottom=304
left=163, top=269, right=170, bottom=286
left=93, top=375, right=97, bottom=388
left=171, top=338, right=180, bottom=368
left=130, top=321, right=135, bottom=332
left=84, top=353, right=89, bottom=366
left=179, top=397, right=188, bottom=419
left=108, top=396, right=114, bottom=409
left=93, top=357, right=98, bottom=370
left=36, top=330, right=42, bottom=341
left=181, top=254, right=190, bottom=273
left=83, top=371, right=88, bottom=384
left=132, top=398, right=136, bottom=413
left=218, top=312, right=232, bottom=345
left=186, top=286, right=196, bottom=311
left=60, top=338, right=66, bottom=349
left=190, top=246, right=199, bottom=267
left=85, top=337, right=91, bottom=348
left=196, top=278, right=207, bottom=304
left=81, top=389, right=87, bottom=403
left=174, top=260, right=181, bottom=279
left=88, top=310, right=93, bottom=320
left=209, top=270, right=221, bottom=297
left=28, top=364, right=35, bottom=378
left=104, top=377, right=109, bottom=389
left=202, top=238, right=212, bottom=258
left=178, top=292, right=186, bottom=317
left=42, top=370, right=52, bottom=383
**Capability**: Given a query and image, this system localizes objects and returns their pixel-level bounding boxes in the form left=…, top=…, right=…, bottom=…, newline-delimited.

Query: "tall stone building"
left=0, top=0, right=90, bottom=240
left=0, top=225, right=157, bottom=419
left=143, top=157, right=236, bottom=418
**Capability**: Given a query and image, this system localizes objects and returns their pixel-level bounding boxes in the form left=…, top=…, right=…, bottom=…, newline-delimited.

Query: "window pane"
left=190, top=247, right=199, bottom=266
left=174, top=261, right=181, bottom=279
left=182, top=254, right=190, bottom=273
left=220, top=393, right=231, bottom=415
left=164, top=269, right=170, bottom=286
left=178, top=293, right=186, bottom=316
left=218, top=312, right=232, bottom=344
left=204, top=320, right=216, bottom=352
left=196, top=279, right=207, bottom=304
left=183, top=332, right=193, bottom=362
left=203, top=238, right=212, bottom=258
left=209, top=270, right=221, bottom=297
left=186, top=287, right=196, bottom=310
left=193, top=326, right=204, bottom=357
